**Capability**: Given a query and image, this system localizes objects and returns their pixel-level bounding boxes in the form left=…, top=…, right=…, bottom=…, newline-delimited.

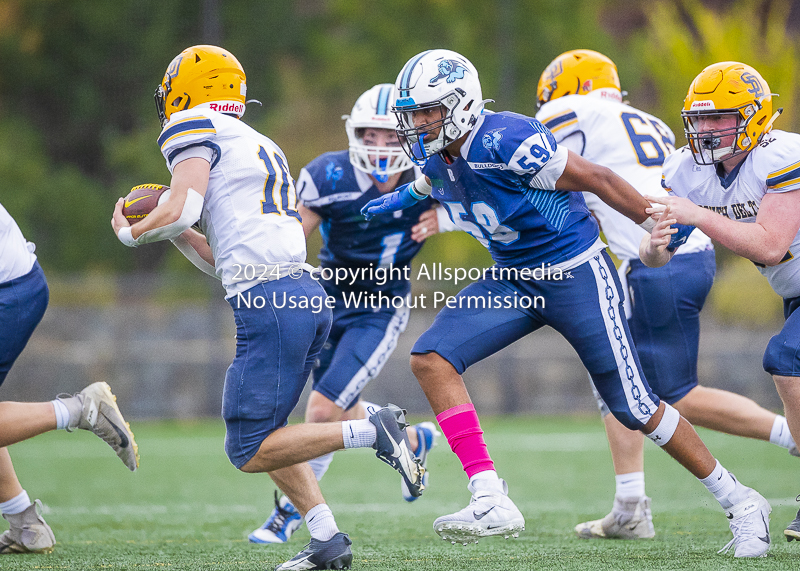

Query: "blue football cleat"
left=249, top=491, right=303, bottom=544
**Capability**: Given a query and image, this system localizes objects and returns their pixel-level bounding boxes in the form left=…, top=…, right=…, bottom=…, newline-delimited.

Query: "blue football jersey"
left=297, top=151, right=431, bottom=293
left=422, top=111, right=599, bottom=268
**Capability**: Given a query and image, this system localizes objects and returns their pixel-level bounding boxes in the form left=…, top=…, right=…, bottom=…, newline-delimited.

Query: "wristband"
left=412, top=176, right=432, bottom=197
left=117, top=226, right=138, bottom=248
left=639, top=217, right=656, bottom=233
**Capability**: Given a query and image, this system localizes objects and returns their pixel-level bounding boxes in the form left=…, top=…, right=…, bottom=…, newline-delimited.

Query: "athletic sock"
left=305, top=503, right=339, bottom=542
left=699, top=460, right=743, bottom=510
left=308, top=452, right=334, bottom=481
left=436, top=403, right=494, bottom=478
left=770, top=415, right=796, bottom=450
left=0, top=490, right=32, bottom=516
left=342, top=419, right=376, bottom=449
left=52, top=399, right=71, bottom=430
left=615, top=471, right=645, bottom=498
left=469, top=469, right=500, bottom=488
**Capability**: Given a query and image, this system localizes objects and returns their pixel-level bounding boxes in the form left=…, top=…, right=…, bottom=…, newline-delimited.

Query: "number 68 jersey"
left=158, top=108, right=307, bottom=298
left=662, top=130, right=800, bottom=299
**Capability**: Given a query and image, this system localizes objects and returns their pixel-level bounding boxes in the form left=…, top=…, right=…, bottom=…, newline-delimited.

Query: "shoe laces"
left=718, top=504, right=764, bottom=555
left=264, top=491, right=296, bottom=533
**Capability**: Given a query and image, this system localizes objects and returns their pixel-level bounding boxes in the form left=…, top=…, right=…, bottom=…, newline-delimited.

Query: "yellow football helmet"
left=537, top=49, right=621, bottom=107
left=155, top=45, right=247, bottom=127
left=682, top=62, right=775, bottom=165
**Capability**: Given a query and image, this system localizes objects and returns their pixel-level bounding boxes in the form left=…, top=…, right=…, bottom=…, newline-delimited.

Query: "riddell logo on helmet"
left=690, top=100, right=715, bottom=110
left=209, top=102, right=244, bottom=113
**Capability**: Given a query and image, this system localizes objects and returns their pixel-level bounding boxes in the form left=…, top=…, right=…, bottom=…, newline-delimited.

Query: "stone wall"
left=2, top=298, right=782, bottom=419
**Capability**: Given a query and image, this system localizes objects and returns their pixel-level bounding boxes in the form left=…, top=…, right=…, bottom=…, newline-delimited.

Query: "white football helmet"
left=343, top=84, right=413, bottom=182
left=393, top=49, right=490, bottom=165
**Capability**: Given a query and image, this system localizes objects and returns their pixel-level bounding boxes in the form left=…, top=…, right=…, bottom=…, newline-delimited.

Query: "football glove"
left=666, top=223, right=695, bottom=251
left=361, top=181, right=426, bottom=220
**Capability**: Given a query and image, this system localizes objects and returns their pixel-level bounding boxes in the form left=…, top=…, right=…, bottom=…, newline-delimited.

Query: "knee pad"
left=644, top=402, right=680, bottom=447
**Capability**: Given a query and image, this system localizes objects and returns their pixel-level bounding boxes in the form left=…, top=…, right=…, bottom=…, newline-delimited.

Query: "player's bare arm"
left=556, top=150, right=652, bottom=225
left=178, top=228, right=215, bottom=266
left=647, top=190, right=800, bottom=266
left=639, top=203, right=678, bottom=268
left=298, top=204, right=322, bottom=239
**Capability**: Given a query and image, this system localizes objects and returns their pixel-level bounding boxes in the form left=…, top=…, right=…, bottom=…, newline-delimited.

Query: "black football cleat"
left=274, top=532, right=352, bottom=570
left=785, top=506, right=800, bottom=542
left=368, top=403, right=425, bottom=498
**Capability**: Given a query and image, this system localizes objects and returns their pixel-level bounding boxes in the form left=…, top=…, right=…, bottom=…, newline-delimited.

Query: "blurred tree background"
left=0, top=0, right=796, bottom=324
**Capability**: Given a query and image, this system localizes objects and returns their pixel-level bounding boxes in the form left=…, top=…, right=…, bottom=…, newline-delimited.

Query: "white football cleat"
left=433, top=478, right=524, bottom=544
left=574, top=495, right=654, bottom=539
left=60, top=382, right=139, bottom=471
left=0, top=500, right=56, bottom=554
left=718, top=490, right=771, bottom=558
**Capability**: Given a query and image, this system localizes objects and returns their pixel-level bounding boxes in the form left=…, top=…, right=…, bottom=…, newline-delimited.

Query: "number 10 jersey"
left=158, top=109, right=307, bottom=298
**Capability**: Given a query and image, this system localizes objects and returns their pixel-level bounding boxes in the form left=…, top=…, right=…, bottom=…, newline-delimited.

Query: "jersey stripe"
left=541, top=110, right=578, bottom=132
left=159, top=128, right=216, bottom=150
left=158, top=118, right=216, bottom=149
left=767, top=162, right=800, bottom=188
left=768, top=159, right=800, bottom=179
left=769, top=176, right=800, bottom=190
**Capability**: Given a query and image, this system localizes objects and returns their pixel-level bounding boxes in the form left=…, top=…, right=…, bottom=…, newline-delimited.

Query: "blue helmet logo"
left=430, top=59, right=468, bottom=85
left=482, top=128, right=504, bottom=151
left=741, top=71, right=765, bottom=98
left=326, top=162, right=344, bottom=189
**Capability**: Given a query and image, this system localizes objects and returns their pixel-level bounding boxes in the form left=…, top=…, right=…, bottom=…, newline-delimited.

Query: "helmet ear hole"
left=171, top=96, right=183, bottom=108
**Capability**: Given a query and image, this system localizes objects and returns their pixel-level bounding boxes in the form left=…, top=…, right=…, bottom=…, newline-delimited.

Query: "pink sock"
left=436, top=403, right=494, bottom=478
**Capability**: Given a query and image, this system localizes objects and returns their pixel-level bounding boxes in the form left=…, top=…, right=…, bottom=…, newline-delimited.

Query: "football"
left=122, top=184, right=170, bottom=225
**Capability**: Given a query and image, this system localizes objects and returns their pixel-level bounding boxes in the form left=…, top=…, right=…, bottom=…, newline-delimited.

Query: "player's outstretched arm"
left=556, top=151, right=651, bottom=225
left=361, top=176, right=432, bottom=220
left=646, top=190, right=800, bottom=266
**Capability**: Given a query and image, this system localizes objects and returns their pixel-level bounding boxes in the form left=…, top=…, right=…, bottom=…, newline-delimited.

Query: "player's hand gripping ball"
left=121, top=184, right=170, bottom=224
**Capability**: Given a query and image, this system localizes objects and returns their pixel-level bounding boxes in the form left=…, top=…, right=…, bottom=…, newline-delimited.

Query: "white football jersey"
left=663, top=130, right=800, bottom=299
left=159, top=109, right=306, bottom=298
left=536, top=95, right=712, bottom=260
left=0, top=202, right=37, bottom=284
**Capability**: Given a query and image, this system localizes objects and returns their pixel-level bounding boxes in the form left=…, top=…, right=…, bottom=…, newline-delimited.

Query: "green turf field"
left=2, top=415, right=798, bottom=570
